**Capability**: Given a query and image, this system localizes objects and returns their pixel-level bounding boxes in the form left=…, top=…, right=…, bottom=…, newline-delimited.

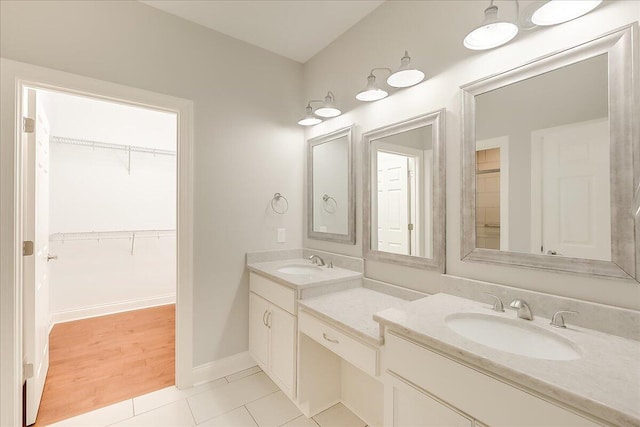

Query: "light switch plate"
left=277, top=228, right=286, bottom=243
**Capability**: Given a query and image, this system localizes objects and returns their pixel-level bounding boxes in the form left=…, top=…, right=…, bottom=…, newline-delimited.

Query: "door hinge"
left=408, top=223, right=414, bottom=231
left=23, top=363, right=34, bottom=380
left=23, top=241, right=34, bottom=256
left=23, top=117, right=35, bottom=133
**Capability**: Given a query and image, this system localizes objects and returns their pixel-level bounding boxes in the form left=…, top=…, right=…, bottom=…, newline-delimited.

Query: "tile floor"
left=47, top=365, right=367, bottom=427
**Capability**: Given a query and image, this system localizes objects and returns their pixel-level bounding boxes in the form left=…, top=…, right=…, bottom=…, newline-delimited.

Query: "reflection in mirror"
left=461, top=25, right=638, bottom=281
left=307, top=126, right=355, bottom=244
left=364, top=110, right=445, bottom=272
left=312, top=135, right=349, bottom=235
left=371, top=125, right=433, bottom=257
left=475, top=55, right=609, bottom=260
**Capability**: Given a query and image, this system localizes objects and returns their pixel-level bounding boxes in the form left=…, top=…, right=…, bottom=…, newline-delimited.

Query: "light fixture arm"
left=368, top=67, right=393, bottom=78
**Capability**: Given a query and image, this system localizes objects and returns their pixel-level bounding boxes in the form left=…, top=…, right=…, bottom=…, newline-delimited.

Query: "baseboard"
left=51, top=294, right=176, bottom=325
left=191, top=351, right=256, bottom=386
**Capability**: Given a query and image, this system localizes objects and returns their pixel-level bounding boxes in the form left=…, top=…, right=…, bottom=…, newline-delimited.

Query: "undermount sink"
left=276, top=264, right=323, bottom=275
left=445, top=313, right=581, bottom=361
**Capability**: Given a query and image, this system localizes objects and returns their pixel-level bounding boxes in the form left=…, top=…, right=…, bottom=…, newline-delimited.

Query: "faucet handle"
left=550, top=310, right=578, bottom=328
left=484, top=293, right=504, bottom=312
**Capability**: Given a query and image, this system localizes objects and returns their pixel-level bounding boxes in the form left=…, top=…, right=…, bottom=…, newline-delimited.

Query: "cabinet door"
left=249, top=292, right=270, bottom=369
left=385, top=374, right=472, bottom=427
left=269, top=303, right=296, bottom=395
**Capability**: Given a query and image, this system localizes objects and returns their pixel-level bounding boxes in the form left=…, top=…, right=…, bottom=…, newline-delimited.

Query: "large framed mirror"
left=363, top=110, right=445, bottom=271
left=307, top=125, right=356, bottom=244
left=461, top=25, right=638, bottom=281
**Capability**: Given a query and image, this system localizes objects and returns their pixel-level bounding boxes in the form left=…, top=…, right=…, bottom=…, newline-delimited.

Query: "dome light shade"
left=298, top=105, right=322, bottom=126
left=531, top=0, right=602, bottom=26
left=463, top=5, right=519, bottom=50
left=387, top=51, right=425, bottom=88
left=314, top=92, right=342, bottom=118
left=356, top=74, right=389, bottom=102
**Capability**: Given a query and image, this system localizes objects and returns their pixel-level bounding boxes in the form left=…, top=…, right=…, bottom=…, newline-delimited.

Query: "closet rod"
left=49, top=229, right=175, bottom=242
left=50, top=136, right=177, bottom=156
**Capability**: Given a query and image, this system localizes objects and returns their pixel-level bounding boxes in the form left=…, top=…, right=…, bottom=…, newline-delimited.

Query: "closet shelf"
left=49, top=229, right=175, bottom=242
left=50, top=136, right=176, bottom=156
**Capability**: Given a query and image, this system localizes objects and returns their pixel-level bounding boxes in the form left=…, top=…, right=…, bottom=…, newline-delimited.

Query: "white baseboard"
left=191, top=351, right=256, bottom=386
left=51, top=294, right=176, bottom=325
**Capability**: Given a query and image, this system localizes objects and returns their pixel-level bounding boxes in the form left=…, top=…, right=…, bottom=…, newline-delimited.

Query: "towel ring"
left=271, top=193, right=289, bottom=214
left=322, top=194, right=337, bottom=214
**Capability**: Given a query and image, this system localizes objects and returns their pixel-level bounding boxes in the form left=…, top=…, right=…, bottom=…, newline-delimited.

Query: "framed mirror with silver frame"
left=363, top=110, right=445, bottom=271
left=307, top=125, right=356, bottom=244
left=461, top=24, right=638, bottom=281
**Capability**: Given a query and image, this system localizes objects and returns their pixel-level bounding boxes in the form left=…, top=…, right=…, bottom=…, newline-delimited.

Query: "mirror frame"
left=461, top=24, right=639, bottom=281
left=307, top=125, right=356, bottom=244
left=363, top=109, right=446, bottom=271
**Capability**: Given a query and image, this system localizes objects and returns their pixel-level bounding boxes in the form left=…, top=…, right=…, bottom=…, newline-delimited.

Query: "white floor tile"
left=187, top=372, right=279, bottom=424
left=110, top=399, right=195, bottom=427
left=245, top=391, right=301, bottom=427
left=133, top=386, right=187, bottom=415
left=281, top=416, right=320, bottom=427
left=226, top=365, right=262, bottom=383
left=197, top=406, right=258, bottom=427
left=312, top=403, right=366, bottom=427
left=46, top=400, right=134, bottom=427
left=184, top=377, right=229, bottom=397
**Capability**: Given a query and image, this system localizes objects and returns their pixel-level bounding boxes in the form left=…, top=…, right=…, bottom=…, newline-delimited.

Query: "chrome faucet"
left=550, top=310, right=578, bottom=328
left=308, top=254, right=326, bottom=266
left=509, top=299, right=533, bottom=320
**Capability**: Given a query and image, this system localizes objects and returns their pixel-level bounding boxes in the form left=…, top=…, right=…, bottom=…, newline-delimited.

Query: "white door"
left=269, top=304, right=295, bottom=397
left=537, top=119, right=610, bottom=260
left=249, top=292, right=270, bottom=370
left=23, top=89, right=51, bottom=425
left=377, top=151, right=410, bottom=255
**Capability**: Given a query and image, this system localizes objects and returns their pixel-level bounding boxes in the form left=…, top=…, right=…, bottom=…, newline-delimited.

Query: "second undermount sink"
left=276, top=264, right=323, bottom=275
left=445, top=313, right=581, bottom=361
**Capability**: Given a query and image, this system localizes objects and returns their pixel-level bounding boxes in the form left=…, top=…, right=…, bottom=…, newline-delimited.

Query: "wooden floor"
left=34, top=304, right=175, bottom=426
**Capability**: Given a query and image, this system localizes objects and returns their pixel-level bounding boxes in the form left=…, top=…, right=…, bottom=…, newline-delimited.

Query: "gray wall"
left=0, top=0, right=304, bottom=366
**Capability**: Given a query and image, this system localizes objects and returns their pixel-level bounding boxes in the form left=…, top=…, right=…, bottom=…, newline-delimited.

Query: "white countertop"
left=374, top=293, right=640, bottom=427
left=298, top=287, right=410, bottom=346
left=247, top=259, right=362, bottom=289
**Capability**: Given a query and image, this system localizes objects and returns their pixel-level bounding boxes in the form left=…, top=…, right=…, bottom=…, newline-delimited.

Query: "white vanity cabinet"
left=383, top=332, right=602, bottom=427
left=249, top=272, right=296, bottom=398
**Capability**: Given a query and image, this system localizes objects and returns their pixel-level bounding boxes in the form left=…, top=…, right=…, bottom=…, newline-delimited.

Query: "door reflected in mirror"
left=371, top=125, right=433, bottom=258
left=474, top=54, right=610, bottom=261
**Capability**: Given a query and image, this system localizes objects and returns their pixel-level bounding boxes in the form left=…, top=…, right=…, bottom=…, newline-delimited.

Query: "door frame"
left=0, top=58, right=194, bottom=427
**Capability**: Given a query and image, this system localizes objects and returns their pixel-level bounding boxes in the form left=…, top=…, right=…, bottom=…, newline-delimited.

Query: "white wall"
left=0, top=0, right=304, bottom=366
left=38, top=90, right=177, bottom=317
left=302, top=0, right=640, bottom=310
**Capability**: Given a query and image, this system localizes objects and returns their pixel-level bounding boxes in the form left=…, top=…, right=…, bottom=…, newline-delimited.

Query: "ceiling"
left=140, top=0, right=385, bottom=63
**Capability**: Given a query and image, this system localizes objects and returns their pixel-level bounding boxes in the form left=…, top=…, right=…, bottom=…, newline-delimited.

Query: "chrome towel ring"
left=322, top=194, right=337, bottom=214
left=271, top=193, right=289, bottom=214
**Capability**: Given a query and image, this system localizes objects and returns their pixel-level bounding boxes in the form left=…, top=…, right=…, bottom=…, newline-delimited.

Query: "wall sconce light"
left=463, top=3, right=519, bottom=50
left=356, top=51, right=425, bottom=102
left=297, top=104, right=323, bottom=126
left=387, top=51, right=425, bottom=88
left=464, top=0, right=602, bottom=50
left=314, top=91, right=342, bottom=118
left=531, top=0, right=602, bottom=26
left=297, top=91, right=342, bottom=126
left=356, top=70, right=389, bottom=102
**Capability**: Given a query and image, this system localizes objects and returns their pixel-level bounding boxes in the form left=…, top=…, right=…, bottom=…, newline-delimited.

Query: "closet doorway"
left=22, top=87, right=178, bottom=426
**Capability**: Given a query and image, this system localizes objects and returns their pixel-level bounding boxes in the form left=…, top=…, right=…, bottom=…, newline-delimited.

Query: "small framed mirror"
left=461, top=25, right=638, bottom=281
left=307, top=125, right=355, bottom=244
left=364, top=110, right=445, bottom=271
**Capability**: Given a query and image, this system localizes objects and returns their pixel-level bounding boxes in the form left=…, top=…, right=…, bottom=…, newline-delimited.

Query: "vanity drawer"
left=385, top=332, right=601, bottom=427
left=250, top=272, right=296, bottom=314
left=298, top=309, right=378, bottom=376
